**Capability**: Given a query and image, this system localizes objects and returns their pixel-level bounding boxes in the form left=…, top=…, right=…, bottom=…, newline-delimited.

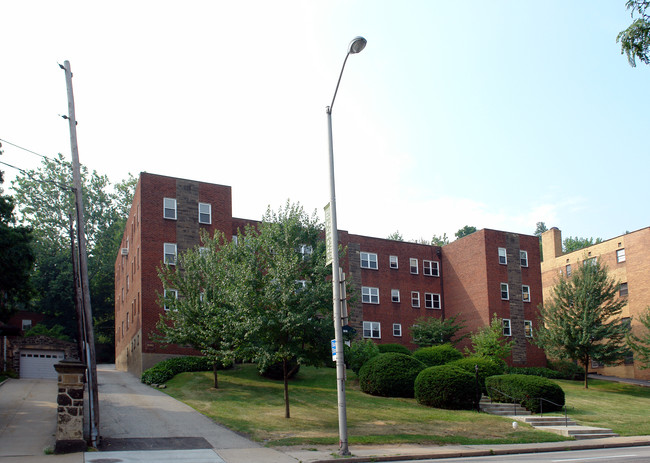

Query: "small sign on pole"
left=331, top=339, right=337, bottom=362
left=324, top=203, right=333, bottom=265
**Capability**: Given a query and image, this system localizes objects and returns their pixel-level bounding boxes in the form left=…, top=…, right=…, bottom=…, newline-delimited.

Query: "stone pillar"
left=54, top=359, right=87, bottom=454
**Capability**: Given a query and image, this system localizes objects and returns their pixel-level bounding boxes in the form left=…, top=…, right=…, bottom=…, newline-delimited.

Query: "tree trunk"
left=583, top=357, right=589, bottom=389
left=283, top=358, right=290, bottom=418
left=213, top=361, right=219, bottom=389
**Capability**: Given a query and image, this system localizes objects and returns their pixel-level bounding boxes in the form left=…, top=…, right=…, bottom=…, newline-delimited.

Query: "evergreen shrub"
left=377, top=343, right=411, bottom=355
left=141, top=356, right=228, bottom=385
left=448, top=356, right=505, bottom=392
left=358, top=353, right=426, bottom=398
left=486, top=374, right=565, bottom=413
left=415, top=365, right=475, bottom=409
left=505, top=366, right=562, bottom=379
left=413, top=344, right=463, bottom=367
left=345, top=339, right=380, bottom=375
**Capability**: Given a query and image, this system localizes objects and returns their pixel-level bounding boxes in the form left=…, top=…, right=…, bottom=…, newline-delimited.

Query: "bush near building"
left=377, top=343, right=411, bottom=355
left=505, top=366, right=563, bottom=379
left=141, top=356, right=230, bottom=385
left=448, top=356, right=505, bottom=393
left=345, top=339, right=380, bottom=375
left=415, top=365, right=475, bottom=410
left=358, top=353, right=426, bottom=398
left=486, top=374, right=565, bottom=413
left=412, top=344, right=463, bottom=367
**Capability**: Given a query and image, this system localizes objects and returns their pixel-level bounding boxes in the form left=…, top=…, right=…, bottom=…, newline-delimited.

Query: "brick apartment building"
left=115, top=172, right=546, bottom=376
left=541, top=227, right=650, bottom=381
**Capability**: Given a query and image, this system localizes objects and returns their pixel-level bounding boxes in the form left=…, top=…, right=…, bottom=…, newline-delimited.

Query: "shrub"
left=547, top=359, right=585, bottom=380
left=377, top=343, right=411, bottom=355
left=413, top=344, right=463, bottom=367
left=486, top=374, right=565, bottom=413
left=358, top=353, right=426, bottom=398
left=415, top=365, right=476, bottom=410
left=258, top=358, right=300, bottom=380
left=505, top=366, right=562, bottom=379
left=448, top=356, right=505, bottom=392
left=345, top=339, right=380, bottom=375
left=141, top=356, right=228, bottom=385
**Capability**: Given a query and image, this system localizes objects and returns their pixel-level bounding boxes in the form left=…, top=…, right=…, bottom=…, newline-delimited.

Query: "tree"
left=534, top=222, right=548, bottom=237
left=386, top=230, right=404, bottom=241
left=562, top=236, right=602, bottom=253
left=627, top=307, right=650, bottom=369
left=617, top=1, right=650, bottom=67
left=410, top=315, right=467, bottom=347
left=157, top=230, right=241, bottom=388
left=431, top=233, right=450, bottom=246
left=455, top=225, right=477, bottom=240
left=466, top=313, right=514, bottom=361
left=535, top=258, right=629, bottom=388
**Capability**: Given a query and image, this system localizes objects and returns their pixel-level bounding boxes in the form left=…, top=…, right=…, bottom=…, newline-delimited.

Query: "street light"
left=326, top=35, right=366, bottom=457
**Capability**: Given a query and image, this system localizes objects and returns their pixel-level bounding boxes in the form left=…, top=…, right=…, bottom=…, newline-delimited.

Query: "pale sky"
left=1, top=1, right=648, bottom=244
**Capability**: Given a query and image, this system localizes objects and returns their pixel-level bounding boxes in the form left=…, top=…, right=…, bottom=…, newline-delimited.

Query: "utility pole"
left=61, top=60, right=100, bottom=448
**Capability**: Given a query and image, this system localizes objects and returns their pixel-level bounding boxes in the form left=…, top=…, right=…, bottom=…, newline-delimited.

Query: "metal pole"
left=327, top=106, right=350, bottom=456
left=62, top=60, right=100, bottom=448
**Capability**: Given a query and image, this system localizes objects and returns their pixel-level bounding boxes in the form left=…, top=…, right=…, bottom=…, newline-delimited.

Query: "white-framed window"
left=617, top=248, right=626, bottom=263
left=164, top=289, right=178, bottom=311
left=425, top=293, right=441, bottom=309
left=410, top=258, right=418, bottom=274
left=361, top=252, right=378, bottom=270
left=498, top=247, right=507, bottom=265
left=411, top=291, right=420, bottom=308
left=199, top=246, right=209, bottom=256
left=566, top=264, right=572, bottom=276
left=391, top=289, right=400, bottom=303
left=389, top=255, right=398, bottom=269
left=22, top=319, right=32, bottom=331
left=524, top=320, right=533, bottom=338
left=393, top=323, right=402, bottom=337
left=362, top=286, right=379, bottom=304
left=522, top=285, right=531, bottom=302
left=198, top=202, right=212, bottom=224
left=502, top=318, right=511, bottom=336
left=164, top=243, right=177, bottom=265
left=423, top=260, right=439, bottom=277
left=520, top=250, right=528, bottom=267
left=298, top=245, right=313, bottom=260
left=500, top=283, right=509, bottom=300
left=363, top=321, right=381, bottom=339
left=163, top=198, right=177, bottom=220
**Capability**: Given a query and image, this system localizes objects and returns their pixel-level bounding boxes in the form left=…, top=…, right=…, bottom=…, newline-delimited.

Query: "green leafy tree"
left=386, top=230, right=404, bottom=241
left=431, top=233, right=450, bottom=246
left=627, top=307, right=650, bottom=369
left=410, top=315, right=467, bottom=347
left=618, top=1, right=650, bottom=67
left=563, top=236, right=603, bottom=253
left=466, top=313, right=514, bottom=361
left=455, top=225, right=477, bottom=240
left=24, top=323, right=71, bottom=341
left=535, top=258, right=629, bottom=388
left=535, top=222, right=547, bottom=261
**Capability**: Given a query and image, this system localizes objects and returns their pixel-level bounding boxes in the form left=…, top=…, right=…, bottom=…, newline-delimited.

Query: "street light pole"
left=326, top=36, right=366, bottom=457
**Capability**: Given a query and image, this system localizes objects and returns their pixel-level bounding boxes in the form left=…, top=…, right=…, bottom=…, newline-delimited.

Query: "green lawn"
left=163, top=364, right=566, bottom=446
left=559, top=379, right=650, bottom=436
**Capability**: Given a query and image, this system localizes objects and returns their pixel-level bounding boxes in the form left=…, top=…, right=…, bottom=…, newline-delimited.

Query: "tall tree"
left=431, top=233, right=450, bottom=246
left=535, top=259, right=629, bottom=388
left=455, top=225, right=477, bottom=240
left=386, top=230, right=404, bottom=241
left=534, top=222, right=547, bottom=261
left=466, top=313, right=514, bottom=361
left=563, top=236, right=603, bottom=253
left=410, top=315, right=467, bottom=347
left=617, top=1, right=650, bottom=67
left=627, top=307, right=650, bottom=369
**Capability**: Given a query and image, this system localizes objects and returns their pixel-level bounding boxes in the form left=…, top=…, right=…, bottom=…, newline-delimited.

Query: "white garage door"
left=19, top=350, right=65, bottom=379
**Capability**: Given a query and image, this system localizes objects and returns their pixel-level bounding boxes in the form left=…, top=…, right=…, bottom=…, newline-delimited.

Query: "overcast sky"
left=1, top=1, right=648, bottom=243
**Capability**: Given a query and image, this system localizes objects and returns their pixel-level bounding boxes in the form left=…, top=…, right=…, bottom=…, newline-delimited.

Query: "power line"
left=0, top=137, right=62, bottom=163
left=0, top=159, right=72, bottom=191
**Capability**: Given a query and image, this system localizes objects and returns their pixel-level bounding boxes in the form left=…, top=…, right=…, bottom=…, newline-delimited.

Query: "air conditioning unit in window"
left=121, top=248, right=129, bottom=256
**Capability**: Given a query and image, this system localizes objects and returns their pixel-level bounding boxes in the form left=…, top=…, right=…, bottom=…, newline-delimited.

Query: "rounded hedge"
left=377, top=343, right=411, bottom=355
left=345, top=339, right=380, bottom=375
left=415, top=365, right=476, bottom=409
left=486, top=374, right=565, bottom=413
left=505, top=366, right=563, bottom=379
left=358, top=353, right=426, bottom=398
left=141, top=356, right=226, bottom=385
left=412, top=344, right=463, bottom=367
left=448, top=356, right=505, bottom=392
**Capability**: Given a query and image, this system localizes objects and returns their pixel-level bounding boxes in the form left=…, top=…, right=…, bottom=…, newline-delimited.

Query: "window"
left=500, top=283, right=509, bottom=300
left=361, top=252, right=378, bottom=269
left=22, top=319, right=32, bottom=331
left=423, top=260, right=439, bottom=277
left=411, top=291, right=420, bottom=308
left=198, top=202, right=211, bottom=224
left=362, top=287, right=379, bottom=304
left=520, top=250, right=528, bottom=267
left=389, top=255, right=398, bottom=269
left=524, top=320, right=533, bottom=338
left=164, top=289, right=178, bottom=311
left=393, top=323, right=402, bottom=337
left=199, top=247, right=208, bottom=256
left=410, top=258, right=418, bottom=274
left=502, top=318, right=511, bottom=336
left=163, top=198, right=177, bottom=220
left=620, top=282, right=628, bottom=297
left=363, top=321, right=381, bottom=339
left=566, top=264, right=572, bottom=276
left=164, top=243, right=177, bottom=265
left=522, top=285, right=531, bottom=302
left=425, top=293, right=441, bottom=309
left=295, top=280, right=307, bottom=293
left=391, top=289, right=400, bottom=303
left=126, top=275, right=130, bottom=291
left=584, top=257, right=597, bottom=267
left=498, top=247, right=507, bottom=265
left=298, top=245, right=313, bottom=260
left=126, top=312, right=129, bottom=330
left=617, top=248, right=626, bottom=263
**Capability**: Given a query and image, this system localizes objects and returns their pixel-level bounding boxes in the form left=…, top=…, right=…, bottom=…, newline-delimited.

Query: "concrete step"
left=479, top=402, right=531, bottom=416
left=538, top=425, right=619, bottom=439
left=521, top=416, right=577, bottom=427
